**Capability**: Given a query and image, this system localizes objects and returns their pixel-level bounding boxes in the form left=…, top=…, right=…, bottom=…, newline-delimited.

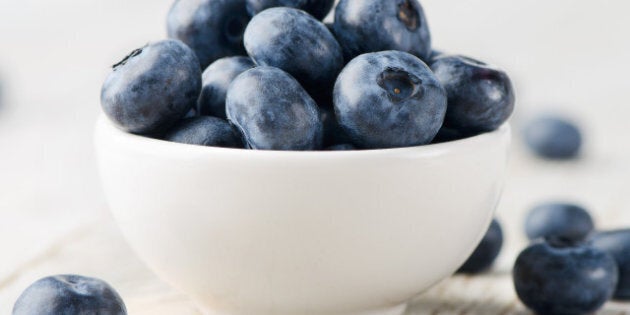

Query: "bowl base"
left=196, top=303, right=407, bottom=315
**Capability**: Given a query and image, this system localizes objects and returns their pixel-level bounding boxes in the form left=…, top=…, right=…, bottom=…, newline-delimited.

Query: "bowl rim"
left=96, top=115, right=511, bottom=158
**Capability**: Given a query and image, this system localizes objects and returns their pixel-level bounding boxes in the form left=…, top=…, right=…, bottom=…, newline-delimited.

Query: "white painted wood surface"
left=1, top=0, right=630, bottom=313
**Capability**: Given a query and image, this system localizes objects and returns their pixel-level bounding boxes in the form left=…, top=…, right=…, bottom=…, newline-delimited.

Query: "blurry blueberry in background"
left=164, top=116, right=244, bottom=148
left=198, top=56, right=255, bottom=119
left=457, top=219, right=503, bottom=274
left=244, top=7, right=343, bottom=98
left=591, top=229, right=630, bottom=300
left=523, top=115, right=583, bottom=160
left=513, top=238, right=618, bottom=315
left=100, top=40, right=201, bottom=135
left=226, top=66, right=323, bottom=150
left=333, top=0, right=432, bottom=62
left=431, top=55, right=515, bottom=134
left=525, top=202, right=594, bottom=241
left=325, top=143, right=356, bottom=151
left=333, top=51, right=446, bottom=149
left=246, top=0, right=335, bottom=20
left=167, top=0, right=250, bottom=68
left=12, top=275, right=127, bottom=315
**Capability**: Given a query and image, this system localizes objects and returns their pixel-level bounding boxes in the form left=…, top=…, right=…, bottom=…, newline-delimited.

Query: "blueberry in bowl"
left=431, top=54, right=515, bottom=134
left=12, top=275, right=126, bottom=315
left=198, top=56, right=255, bottom=119
left=167, top=0, right=251, bottom=68
left=164, top=116, right=244, bottom=148
left=333, top=50, right=447, bottom=149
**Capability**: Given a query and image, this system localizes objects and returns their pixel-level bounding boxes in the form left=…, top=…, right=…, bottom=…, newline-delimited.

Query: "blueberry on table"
left=591, top=229, right=630, bottom=300
left=513, top=238, right=618, bottom=315
left=431, top=55, right=515, bottom=133
left=12, top=275, right=127, bottom=315
left=333, top=0, right=432, bottom=62
left=198, top=56, right=255, bottom=119
left=100, top=40, right=201, bottom=135
left=525, top=202, right=594, bottom=242
left=523, top=115, right=583, bottom=160
left=244, top=7, right=343, bottom=95
left=333, top=51, right=447, bottom=149
left=457, top=219, right=503, bottom=274
left=226, top=67, right=323, bottom=150
left=167, top=0, right=250, bottom=68
left=246, top=0, right=335, bottom=20
left=164, top=116, right=244, bottom=148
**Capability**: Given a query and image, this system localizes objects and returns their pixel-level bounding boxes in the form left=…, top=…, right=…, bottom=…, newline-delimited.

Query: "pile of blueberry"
left=100, top=0, right=516, bottom=151
left=460, top=203, right=630, bottom=315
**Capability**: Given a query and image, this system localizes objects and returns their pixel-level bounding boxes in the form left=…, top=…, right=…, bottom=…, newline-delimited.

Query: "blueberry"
left=431, top=55, right=515, bottom=133
left=100, top=40, right=201, bottom=135
left=513, top=238, right=618, bottom=315
left=333, top=0, right=432, bottom=61
left=431, top=127, right=467, bottom=144
left=226, top=66, right=323, bottom=150
left=320, top=106, right=351, bottom=147
left=167, top=0, right=250, bottom=68
left=164, top=116, right=244, bottom=148
left=198, top=56, right=255, bottom=119
left=523, top=115, right=583, bottom=160
left=525, top=202, right=594, bottom=242
left=244, top=7, right=343, bottom=96
left=427, top=49, right=444, bottom=65
left=246, top=0, right=335, bottom=20
left=457, top=219, right=503, bottom=274
left=12, top=275, right=127, bottom=315
left=326, top=144, right=356, bottom=151
left=333, top=51, right=446, bottom=149
left=591, top=229, right=630, bottom=300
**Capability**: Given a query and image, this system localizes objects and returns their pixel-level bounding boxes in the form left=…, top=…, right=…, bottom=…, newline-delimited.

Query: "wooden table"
left=1, top=0, right=630, bottom=313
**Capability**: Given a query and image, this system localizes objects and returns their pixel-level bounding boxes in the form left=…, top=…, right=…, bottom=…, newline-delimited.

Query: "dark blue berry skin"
left=167, top=0, right=251, bottom=68
left=333, top=0, right=432, bottom=62
left=525, top=202, right=594, bottom=242
left=164, top=116, right=244, bottom=148
left=326, top=144, right=356, bottom=151
left=432, top=127, right=468, bottom=144
left=591, top=229, right=630, bottom=300
left=198, top=56, right=255, bottom=119
left=12, top=275, right=127, bottom=315
left=246, top=0, right=335, bottom=20
left=320, top=106, right=351, bottom=147
left=431, top=55, right=515, bottom=133
left=427, top=49, right=444, bottom=65
left=333, top=51, right=447, bottom=149
left=244, top=7, right=343, bottom=96
left=457, top=219, right=503, bottom=274
left=513, top=239, right=618, bottom=315
left=523, top=115, right=583, bottom=160
left=226, top=67, right=323, bottom=150
left=101, top=40, right=201, bottom=135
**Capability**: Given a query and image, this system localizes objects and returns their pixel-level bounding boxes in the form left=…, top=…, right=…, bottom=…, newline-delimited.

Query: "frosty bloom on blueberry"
left=246, top=0, right=335, bottom=20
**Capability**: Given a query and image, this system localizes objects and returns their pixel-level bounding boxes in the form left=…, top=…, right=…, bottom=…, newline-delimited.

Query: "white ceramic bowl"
left=95, top=116, right=510, bottom=315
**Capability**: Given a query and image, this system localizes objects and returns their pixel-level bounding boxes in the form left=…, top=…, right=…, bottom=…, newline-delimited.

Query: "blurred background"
left=1, top=0, right=630, bottom=313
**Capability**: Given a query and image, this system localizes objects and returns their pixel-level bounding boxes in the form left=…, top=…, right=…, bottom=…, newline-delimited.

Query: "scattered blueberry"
left=431, top=55, right=515, bottom=133
left=523, top=115, right=583, bottom=160
left=513, top=238, right=618, bottom=315
left=320, top=106, right=351, bottom=147
left=333, top=0, right=432, bottom=61
left=164, top=116, right=244, bottom=148
left=12, top=275, right=127, bottom=315
left=246, top=0, right=335, bottom=20
left=167, top=0, right=250, bottom=68
left=525, top=202, right=594, bottom=242
left=226, top=66, right=323, bottom=150
left=326, top=144, right=356, bottom=151
left=244, top=7, right=343, bottom=95
left=457, top=219, right=503, bottom=274
left=591, top=229, right=630, bottom=300
left=333, top=50, right=446, bottom=149
left=198, top=56, right=255, bottom=119
left=100, top=40, right=201, bottom=135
